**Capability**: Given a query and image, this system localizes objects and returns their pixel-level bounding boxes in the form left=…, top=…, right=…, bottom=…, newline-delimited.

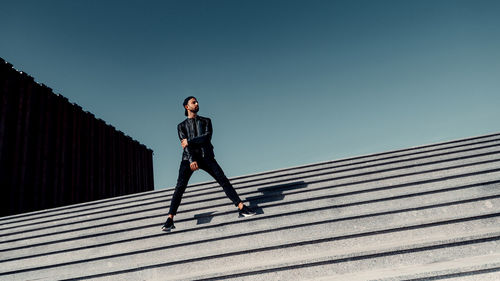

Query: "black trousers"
left=168, top=158, right=242, bottom=215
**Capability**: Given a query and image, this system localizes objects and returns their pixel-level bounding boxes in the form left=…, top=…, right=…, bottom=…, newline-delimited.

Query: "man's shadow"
left=193, top=181, right=307, bottom=224
left=245, top=181, right=308, bottom=215
left=194, top=211, right=216, bottom=225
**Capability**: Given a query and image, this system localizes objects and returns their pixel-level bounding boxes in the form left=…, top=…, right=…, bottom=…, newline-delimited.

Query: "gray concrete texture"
left=1, top=132, right=500, bottom=280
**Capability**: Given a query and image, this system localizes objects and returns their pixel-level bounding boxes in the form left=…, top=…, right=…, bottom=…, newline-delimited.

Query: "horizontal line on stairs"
left=2, top=144, right=500, bottom=234
left=2, top=154, right=500, bottom=243
left=403, top=267, right=500, bottom=281
left=0, top=159, right=500, bottom=243
left=2, top=210, right=499, bottom=276
left=190, top=236, right=500, bottom=281
left=1, top=181, right=499, bottom=261
left=1, top=135, right=499, bottom=227
left=47, top=232, right=500, bottom=280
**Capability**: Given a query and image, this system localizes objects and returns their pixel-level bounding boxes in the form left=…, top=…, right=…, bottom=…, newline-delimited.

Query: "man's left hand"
left=190, top=161, right=199, bottom=171
left=181, top=139, right=188, bottom=149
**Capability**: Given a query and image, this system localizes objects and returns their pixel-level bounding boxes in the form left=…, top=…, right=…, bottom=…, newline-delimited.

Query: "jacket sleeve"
left=187, top=118, right=212, bottom=145
left=178, top=123, right=194, bottom=163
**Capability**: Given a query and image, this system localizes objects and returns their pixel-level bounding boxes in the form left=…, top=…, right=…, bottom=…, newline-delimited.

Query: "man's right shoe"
left=161, top=217, right=175, bottom=232
left=239, top=205, right=257, bottom=217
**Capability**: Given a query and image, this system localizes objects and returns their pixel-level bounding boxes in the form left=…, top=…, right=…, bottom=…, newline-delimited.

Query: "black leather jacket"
left=178, top=115, right=214, bottom=162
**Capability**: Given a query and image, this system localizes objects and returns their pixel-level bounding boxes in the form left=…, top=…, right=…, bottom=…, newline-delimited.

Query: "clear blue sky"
left=1, top=0, right=499, bottom=190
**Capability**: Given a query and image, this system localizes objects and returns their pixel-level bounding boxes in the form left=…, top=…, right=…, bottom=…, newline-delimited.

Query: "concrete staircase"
left=1, top=133, right=500, bottom=281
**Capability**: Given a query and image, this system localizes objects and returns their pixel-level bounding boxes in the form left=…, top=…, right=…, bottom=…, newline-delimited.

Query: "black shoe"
left=239, top=205, right=256, bottom=217
left=161, top=217, right=175, bottom=232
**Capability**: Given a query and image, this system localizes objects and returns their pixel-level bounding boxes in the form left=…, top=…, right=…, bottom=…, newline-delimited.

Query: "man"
left=162, top=96, right=256, bottom=231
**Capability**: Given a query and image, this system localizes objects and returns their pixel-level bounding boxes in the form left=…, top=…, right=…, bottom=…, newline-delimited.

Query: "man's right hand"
left=181, top=139, right=188, bottom=149
left=190, top=161, right=199, bottom=171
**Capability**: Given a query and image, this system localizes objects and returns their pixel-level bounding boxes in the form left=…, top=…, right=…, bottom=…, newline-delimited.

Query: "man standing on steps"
left=162, top=96, right=256, bottom=231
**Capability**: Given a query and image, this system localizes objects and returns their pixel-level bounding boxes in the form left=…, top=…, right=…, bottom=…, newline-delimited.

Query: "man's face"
left=185, top=98, right=199, bottom=113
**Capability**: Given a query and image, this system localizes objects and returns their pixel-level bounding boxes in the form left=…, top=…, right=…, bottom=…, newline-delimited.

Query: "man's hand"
left=181, top=139, right=188, bottom=149
left=190, top=161, right=199, bottom=171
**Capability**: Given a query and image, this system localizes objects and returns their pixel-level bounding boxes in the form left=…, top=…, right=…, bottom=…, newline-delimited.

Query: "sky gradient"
left=1, top=0, right=499, bottom=189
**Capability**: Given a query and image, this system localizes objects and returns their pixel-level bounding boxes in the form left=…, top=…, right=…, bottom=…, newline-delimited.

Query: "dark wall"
left=0, top=58, right=154, bottom=217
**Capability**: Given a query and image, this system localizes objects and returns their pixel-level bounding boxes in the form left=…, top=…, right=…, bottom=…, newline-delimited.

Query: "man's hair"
left=183, top=96, right=196, bottom=116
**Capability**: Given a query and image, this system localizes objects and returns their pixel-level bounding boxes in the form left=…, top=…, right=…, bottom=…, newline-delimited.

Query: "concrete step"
left=1, top=161, right=499, bottom=253
left=2, top=161, right=499, bottom=252
left=2, top=200, right=499, bottom=274
left=0, top=132, right=499, bottom=281
left=2, top=199, right=499, bottom=280
left=313, top=253, right=500, bottom=281
left=46, top=228, right=500, bottom=281
left=1, top=186, right=499, bottom=277
left=3, top=187, right=498, bottom=270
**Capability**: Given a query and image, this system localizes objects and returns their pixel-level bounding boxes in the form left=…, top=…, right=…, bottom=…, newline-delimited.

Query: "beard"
left=192, top=107, right=199, bottom=113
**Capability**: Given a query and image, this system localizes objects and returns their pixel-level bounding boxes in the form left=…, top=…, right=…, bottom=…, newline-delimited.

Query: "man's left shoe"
left=161, top=217, right=175, bottom=232
left=239, top=205, right=256, bottom=217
